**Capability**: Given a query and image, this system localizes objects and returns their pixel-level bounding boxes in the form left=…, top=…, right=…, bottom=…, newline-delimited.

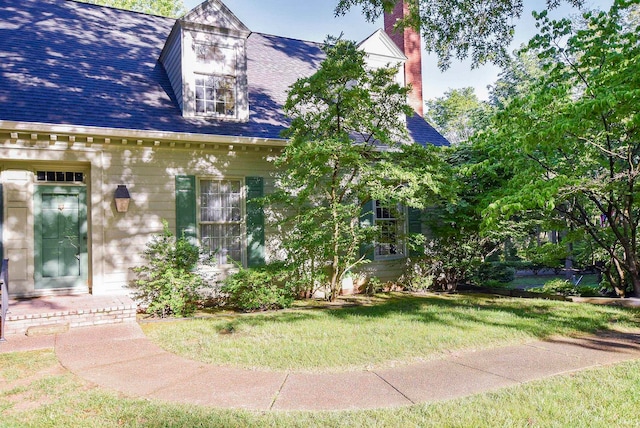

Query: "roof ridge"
left=252, top=31, right=324, bottom=47
left=66, top=0, right=178, bottom=20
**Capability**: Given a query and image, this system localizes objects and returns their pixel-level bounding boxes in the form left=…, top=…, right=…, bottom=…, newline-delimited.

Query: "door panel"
left=35, top=186, right=87, bottom=290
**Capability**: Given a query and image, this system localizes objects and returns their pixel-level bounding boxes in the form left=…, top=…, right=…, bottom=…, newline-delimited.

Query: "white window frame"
left=192, top=42, right=238, bottom=119
left=197, top=177, right=246, bottom=267
left=374, top=200, right=406, bottom=261
left=194, top=73, right=237, bottom=118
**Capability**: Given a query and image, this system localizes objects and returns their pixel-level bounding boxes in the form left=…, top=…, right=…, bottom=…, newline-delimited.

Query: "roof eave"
left=0, top=120, right=288, bottom=147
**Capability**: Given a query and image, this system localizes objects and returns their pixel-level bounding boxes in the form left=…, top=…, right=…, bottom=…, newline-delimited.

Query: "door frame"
left=34, top=185, right=88, bottom=290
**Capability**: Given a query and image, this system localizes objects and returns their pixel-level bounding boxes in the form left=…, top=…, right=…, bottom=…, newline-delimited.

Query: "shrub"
left=130, top=221, right=202, bottom=318
left=531, top=278, right=600, bottom=297
left=475, top=262, right=516, bottom=284
left=398, top=258, right=435, bottom=292
left=523, top=243, right=567, bottom=271
left=221, top=262, right=295, bottom=311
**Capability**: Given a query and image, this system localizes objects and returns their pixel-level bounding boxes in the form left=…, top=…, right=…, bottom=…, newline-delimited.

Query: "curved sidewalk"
left=7, top=323, right=640, bottom=411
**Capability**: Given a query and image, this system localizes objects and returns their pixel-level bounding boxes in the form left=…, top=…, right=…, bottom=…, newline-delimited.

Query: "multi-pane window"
left=195, top=75, right=236, bottom=116
left=194, top=43, right=237, bottom=118
left=37, top=171, right=84, bottom=183
left=200, top=179, right=243, bottom=265
left=374, top=200, right=405, bottom=258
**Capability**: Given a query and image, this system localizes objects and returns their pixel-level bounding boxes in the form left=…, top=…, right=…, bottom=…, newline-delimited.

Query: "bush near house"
left=220, top=262, right=296, bottom=311
left=130, top=221, right=202, bottom=318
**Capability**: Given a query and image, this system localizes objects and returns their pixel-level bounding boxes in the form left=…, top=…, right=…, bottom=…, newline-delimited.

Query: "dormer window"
left=193, top=43, right=237, bottom=118
left=195, top=74, right=236, bottom=116
left=158, top=1, right=250, bottom=121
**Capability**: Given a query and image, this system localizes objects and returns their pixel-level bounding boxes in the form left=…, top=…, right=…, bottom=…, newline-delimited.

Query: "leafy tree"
left=478, top=0, right=640, bottom=296
left=272, top=38, right=442, bottom=301
left=76, top=0, right=185, bottom=17
left=335, top=0, right=585, bottom=69
left=425, top=87, right=491, bottom=144
left=488, top=48, right=545, bottom=109
left=414, top=141, right=509, bottom=290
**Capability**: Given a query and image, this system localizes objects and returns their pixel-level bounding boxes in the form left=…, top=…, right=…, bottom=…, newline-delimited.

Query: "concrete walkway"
left=2, top=323, right=640, bottom=411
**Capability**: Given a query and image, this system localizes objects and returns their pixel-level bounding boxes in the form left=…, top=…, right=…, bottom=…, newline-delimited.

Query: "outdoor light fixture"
left=114, top=185, right=131, bottom=213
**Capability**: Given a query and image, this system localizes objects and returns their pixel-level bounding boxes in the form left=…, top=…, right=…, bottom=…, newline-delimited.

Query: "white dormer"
left=358, top=29, right=407, bottom=87
left=159, top=0, right=251, bottom=121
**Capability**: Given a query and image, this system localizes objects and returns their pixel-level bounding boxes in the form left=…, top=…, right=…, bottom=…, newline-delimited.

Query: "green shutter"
left=246, top=176, right=265, bottom=267
left=408, top=207, right=424, bottom=257
left=175, top=175, right=197, bottom=244
left=360, top=199, right=375, bottom=261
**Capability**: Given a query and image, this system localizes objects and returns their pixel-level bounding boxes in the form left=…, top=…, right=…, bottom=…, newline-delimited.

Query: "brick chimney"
left=384, top=1, right=423, bottom=116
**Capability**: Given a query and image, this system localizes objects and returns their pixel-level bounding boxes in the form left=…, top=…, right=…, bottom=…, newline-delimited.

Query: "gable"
left=358, top=29, right=407, bottom=87
left=181, top=0, right=249, bottom=35
left=358, top=29, right=407, bottom=62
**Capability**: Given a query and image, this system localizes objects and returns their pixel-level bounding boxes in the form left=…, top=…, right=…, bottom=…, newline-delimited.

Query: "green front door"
left=34, top=186, right=88, bottom=290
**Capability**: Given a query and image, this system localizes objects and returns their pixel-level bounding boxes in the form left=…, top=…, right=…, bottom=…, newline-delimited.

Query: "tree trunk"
left=612, top=257, right=627, bottom=298
left=564, top=242, right=574, bottom=282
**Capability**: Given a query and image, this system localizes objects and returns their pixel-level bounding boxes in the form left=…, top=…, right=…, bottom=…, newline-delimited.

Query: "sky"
left=184, top=0, right=614, bottom=101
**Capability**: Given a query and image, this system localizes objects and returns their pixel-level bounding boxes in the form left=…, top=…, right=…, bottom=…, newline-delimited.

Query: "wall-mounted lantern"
left=114, top=185, right=131, bottom=213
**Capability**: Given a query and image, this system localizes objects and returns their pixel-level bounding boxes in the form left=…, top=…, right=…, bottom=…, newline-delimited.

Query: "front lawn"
left=141, top=293, right=640, bottom=371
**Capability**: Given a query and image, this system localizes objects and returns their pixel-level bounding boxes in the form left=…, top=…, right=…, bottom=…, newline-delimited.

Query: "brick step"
left=2, top=295, right=137, bottom=337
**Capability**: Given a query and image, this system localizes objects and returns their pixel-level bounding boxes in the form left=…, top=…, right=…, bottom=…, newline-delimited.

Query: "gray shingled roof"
left=0, top=0, right=448, bottom=146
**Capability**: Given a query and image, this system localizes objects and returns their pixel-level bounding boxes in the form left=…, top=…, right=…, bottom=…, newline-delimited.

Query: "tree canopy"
left=475, top=0, right=640, bottom=296
left=424, top=87, right=491, bottom=144
left=76, top=0, right=185, bottom=17
left=271, top=38, right=443, bottom=300
left=335, top=0, right=585, bottom=69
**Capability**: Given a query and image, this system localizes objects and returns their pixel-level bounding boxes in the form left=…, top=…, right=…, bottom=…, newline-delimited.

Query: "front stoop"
left=2, top=295, right=137, bottom=337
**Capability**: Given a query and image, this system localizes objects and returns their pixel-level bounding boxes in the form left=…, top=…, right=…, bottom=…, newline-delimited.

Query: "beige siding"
left=99, top=145, right=277, bottom=293
left=2, top=170, right=33, bottom=294
left=1, top=132, right=410, bottom=297
left=0, top=134, right=278, bottom=297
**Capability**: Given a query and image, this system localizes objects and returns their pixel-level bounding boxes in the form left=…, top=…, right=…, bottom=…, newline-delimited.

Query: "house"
left=0, top=0, right=448, bottom=299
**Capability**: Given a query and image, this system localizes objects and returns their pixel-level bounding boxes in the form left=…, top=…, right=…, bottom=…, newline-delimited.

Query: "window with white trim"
left=374, top=200, right=405, bottom=259
left=199, top=179, right=243, bottom=265
left=193, top=43, right=237, bottom=118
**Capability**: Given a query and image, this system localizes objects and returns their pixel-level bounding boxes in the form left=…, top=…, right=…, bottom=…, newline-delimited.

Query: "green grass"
left=141, top=293, right=640, bottom=371
left=1, top=349, right=639, bottom=427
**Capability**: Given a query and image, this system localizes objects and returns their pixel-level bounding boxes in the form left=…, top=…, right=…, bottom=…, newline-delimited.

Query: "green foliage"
left=417, top=142, right=506, bottom=289
left=335, top=0, right=584, bottom=69
left=272, top=37, right=442, bottom=301
left=475, top=0, right=640, bottom=297
left=130, top=221, right=202, bottom=318
left=398, top=258, right=435, bottom=291
left=523, top=243, right=568, bottom=271
left=220, top=263, right=295, bottom=311
left=475, top=262, right=516, bottom=284
left=488, top=48, right=546, bottom=109
left=76, top=0, right=185, bottom=17
left=531, top=278, right=600, bottom=297
left=411, top=236, right=483, bottom=291
left=425, top=87, right=493, bottom=144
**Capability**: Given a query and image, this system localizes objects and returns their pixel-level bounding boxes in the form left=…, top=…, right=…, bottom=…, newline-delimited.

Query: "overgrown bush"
left=475, top=262, right=516, bottom=284
left=130, top=222, right=202, bottom=318
left=221, top=262, right=295, bottom=311
left=523, top=243, right=568, bottom=272
left=398, top=258, right=435, bottom=291
left=531, top=278, right=600, bottom=297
